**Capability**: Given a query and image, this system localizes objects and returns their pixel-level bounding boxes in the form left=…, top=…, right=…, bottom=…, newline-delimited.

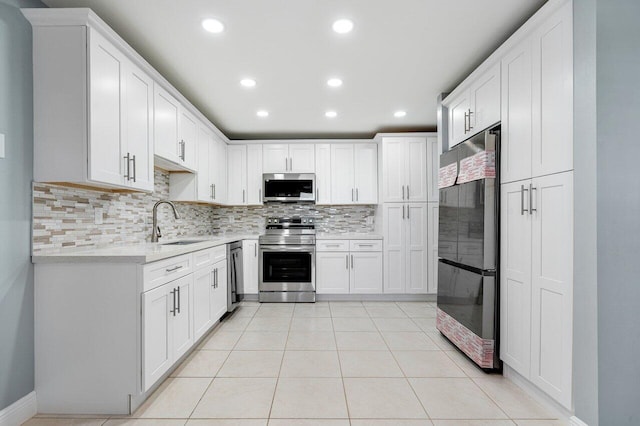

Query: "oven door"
left=259, top=245, right=315, bottom=292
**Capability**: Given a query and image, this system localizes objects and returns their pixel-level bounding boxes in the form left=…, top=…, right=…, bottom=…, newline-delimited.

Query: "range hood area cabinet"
left=27, top=21, right=154, bottom=192
left=263, top=143, right=315, bottom=173
left=169, top=123, right=228, bottom=204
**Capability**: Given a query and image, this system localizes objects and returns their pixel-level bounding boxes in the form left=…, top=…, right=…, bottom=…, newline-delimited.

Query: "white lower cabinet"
left=383, top=203, right=431, bottom=294
left=316, top=240, right=382, bottom=294
left=211, top=259, right=228, bottom=321
left=500, top=171, right=573, bottom=409
left=192, top=267, right=214, bottom=340
left=142, top=273, right=193, bottom=391
left=242, top=239, right=259, bottom=294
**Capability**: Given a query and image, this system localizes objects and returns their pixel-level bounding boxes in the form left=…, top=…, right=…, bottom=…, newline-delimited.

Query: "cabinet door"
left=88, top=30, right=123, bottom=186
left=247, top=145, right=263, bottom=205
left=289, top=144, right=315, bottom=173
left=532, top=2, right=573, bottom=178
left=192, top=267, right=213, bottom=340
left=212, top=262, right=228, bottom=321
left=154, top=84, right=180, bottom=163
left=142, top=283, right=171, bottom=391
left=499, top=180, right=532, bottom=377
left=350, top=252, right=383, bottom=294
left=197, top=125, right=213, bottom=202
left=242, top=240, right=259, bottom=294
left=501, top=40, right=533, bottom=183
left=427, top=203, right=439, bottom=293
left=171, top=275, right=194, bottom=361
left=330, top=144, right=355, bottom=204
left=530, top=172, right=573, bottom=409
left=354, top=143, right=378, bottom=204
left=383, top=204, right=406, bottom=293
left=448, top=90, right=471, bottom=146
left=406, top=139, right=428, bottom=202
left=316, top=252, right=350, bottom=294
left=427, top=136, right=440, bottom=202
left=406, top=203, right=429, bottom=294
left=382, top=138, right=406, bottom=203
left=179, top=109, right=197, bottom=170
left=315, top=144, right=332, bottom=204
left=263, top=144, right=288, bottom=173
left=471, top=62, right=501, bottom=133
left=122, top=61, right=154, bottom=191
left=227, top=145, right=247, bottom=205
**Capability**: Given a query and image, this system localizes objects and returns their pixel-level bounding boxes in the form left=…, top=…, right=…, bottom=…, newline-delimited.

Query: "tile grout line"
left=331, top=301, right=353, bottom=423
left=266, top=305, right=295, bottom=420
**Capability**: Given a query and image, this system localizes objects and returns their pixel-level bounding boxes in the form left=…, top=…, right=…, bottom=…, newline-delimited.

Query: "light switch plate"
left=0, top=133, right=5, bottom=159
left=229, top=216, right=235, bottom=224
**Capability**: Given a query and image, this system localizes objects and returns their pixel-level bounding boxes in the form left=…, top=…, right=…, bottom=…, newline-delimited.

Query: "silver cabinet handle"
left=402, top=204, right=405, bottom=219
left=131, top=155, right=136, bottom=182
left=285, top=157, right=288, bottom=171
left=351, top=254, right=354, bottom=268
left=402, top=185, right=405, bottom=200
left=326, top=244, right=341, bottom=247
left=211, top=184, right=214, bottom=199
left=170, top=288, right=176, bottom=316
left=468, top=108, right=474, bottom=131
left=352, top=188, right=354, bottom=202
left=530, top=184, right=537, bottom=214
left=255, top=243, right=257, bottom=257
left=176, top=286, right=181, bottom=314
left=356, top=188, right=359, bottom=202
left=166, top=265, right=183, bottom=273
left=464, top=111, right=469, bottom=133
left=259, top=189, right=262, bottom=203
left=407, top=204, right=410, bottom=219
left=243, top=189, right=245, bottom=203
left=357, top=243, right=374, bottom=247
left=520, top=185, right=529, bottom=215
left=124, top=152, right=131, bottom=180
left=213, top=184, right=216, bottom=199
left=346, top=254, right=349, bottom=269
left=406, top=185, right=409, bottom=200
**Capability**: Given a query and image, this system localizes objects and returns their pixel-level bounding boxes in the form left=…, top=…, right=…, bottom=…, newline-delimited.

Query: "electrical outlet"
left=94, top=208, right=104, bottom=225
left=366, top=216, right=374, bottom=225
left=229, top=216, right=235, bottom=224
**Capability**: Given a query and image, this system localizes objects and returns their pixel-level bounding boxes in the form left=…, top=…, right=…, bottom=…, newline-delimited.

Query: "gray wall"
left=596, top=0, right=640, bottom=424
left=572, top=0, right=599, bottom=424
left=0, top=0, right=44, bottom=411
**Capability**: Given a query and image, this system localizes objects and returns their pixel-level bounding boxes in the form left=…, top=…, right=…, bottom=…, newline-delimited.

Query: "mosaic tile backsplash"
left=32, top=169, right=376, bottom=253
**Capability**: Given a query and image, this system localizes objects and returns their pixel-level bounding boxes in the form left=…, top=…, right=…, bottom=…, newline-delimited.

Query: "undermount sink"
left=161, top=240, right=204, bottom=246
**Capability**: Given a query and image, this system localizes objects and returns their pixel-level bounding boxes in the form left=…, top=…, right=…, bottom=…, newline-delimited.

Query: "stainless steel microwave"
left=263, top=173, right=315, bottom=202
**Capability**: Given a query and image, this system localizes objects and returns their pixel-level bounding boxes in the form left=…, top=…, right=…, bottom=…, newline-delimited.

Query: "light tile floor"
left=25, top=302, right=568, bottom=426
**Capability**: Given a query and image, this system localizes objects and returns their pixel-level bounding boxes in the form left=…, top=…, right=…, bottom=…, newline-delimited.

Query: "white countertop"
left=31, top=234, right=259, bottom=264
left=316, top=233, right=383, bottom=240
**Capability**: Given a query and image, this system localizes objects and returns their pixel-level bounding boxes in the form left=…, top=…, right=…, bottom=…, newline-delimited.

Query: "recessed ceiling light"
left=327, top=78, right=343, bottom=87
left=332, top=19, right=354, bottom=34
left=202, top=18, right=224, bottom=33
left=394, top=110, right=407, bottom=118
left=240, top=78, right=256, bottom=88
left=256, top=110, right=269, bottom=117
left=325, top=111, right=337, bottom=118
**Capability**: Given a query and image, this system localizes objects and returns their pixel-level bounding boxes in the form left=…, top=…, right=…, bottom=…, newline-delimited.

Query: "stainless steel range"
left=259, top=217, right=316, bottom=303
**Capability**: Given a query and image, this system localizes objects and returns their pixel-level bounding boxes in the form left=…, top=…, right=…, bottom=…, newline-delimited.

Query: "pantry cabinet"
left=29, top=25, right=154, bottom=191
left=500, top=171, right=573, bottom=409
left=382, top=136, right=429, bottom=203
left=316, top=240, right=383, bottom=294
left=383, top=203, right=430, bottom=294
left=263, top=143, right=315, bottom=173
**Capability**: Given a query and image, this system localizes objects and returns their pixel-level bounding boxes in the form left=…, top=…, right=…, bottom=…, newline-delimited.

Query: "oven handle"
left=259, top=245, right=316, bottom=252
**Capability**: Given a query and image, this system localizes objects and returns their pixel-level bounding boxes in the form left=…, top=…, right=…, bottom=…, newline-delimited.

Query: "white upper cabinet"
left=315, top=144, right=332, bottom=205
left=501, top=38, right=533, bottom=184
left=29, top=24, right=154, bottom=192
left=247, top=145, right=263, bottom=205
left=382, top=136, right=430, bottom=203
left=446, top=64, right=501, bottom=147
left=330, top=143, right=378, bottom=205
left=178, top=109, right=198, bottom=171
left=531, top=1, right=573, bottom=178
left=227, top=145, right=248, bottom=205
left=211, top=136, right=227, bottom=204
left=263, top=143, right=315, bottom=173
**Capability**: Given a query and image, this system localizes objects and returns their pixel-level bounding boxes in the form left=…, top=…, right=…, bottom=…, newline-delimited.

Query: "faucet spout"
left=151, top=200, right=180, bottom=242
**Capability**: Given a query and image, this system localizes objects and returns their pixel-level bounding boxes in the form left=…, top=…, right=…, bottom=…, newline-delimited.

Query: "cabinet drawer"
left=316, top=240, right=350, bottom=252
left=143, top=254, right=192, bottom=291
left=349, top=240, right=382, bottom=252
left=193, top=245, right=226, bottom=269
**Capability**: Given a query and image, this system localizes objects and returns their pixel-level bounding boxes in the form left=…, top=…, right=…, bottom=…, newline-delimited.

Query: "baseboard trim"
left=0, top=391, right=37, bottom=426
left=570, top=415, right=589, bottom=426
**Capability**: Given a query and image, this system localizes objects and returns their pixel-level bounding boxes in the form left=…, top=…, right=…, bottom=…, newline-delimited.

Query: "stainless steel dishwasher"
left=227, top=241, right=243, bottom=312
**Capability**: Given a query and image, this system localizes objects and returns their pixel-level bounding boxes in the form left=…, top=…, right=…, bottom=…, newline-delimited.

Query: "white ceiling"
left=41, top=0, right=546, bottom=139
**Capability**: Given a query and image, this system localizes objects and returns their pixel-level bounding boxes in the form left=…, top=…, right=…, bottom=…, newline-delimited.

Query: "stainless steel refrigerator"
left=437, top=125, right=501, bottom=370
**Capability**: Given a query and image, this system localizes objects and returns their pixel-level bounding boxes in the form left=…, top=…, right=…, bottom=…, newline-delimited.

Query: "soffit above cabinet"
left=41, top=0, right=546, bottom=139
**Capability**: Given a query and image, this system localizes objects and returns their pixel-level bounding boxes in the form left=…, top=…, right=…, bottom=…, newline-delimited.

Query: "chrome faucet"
left=151, top=200, right=180, bottom=243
